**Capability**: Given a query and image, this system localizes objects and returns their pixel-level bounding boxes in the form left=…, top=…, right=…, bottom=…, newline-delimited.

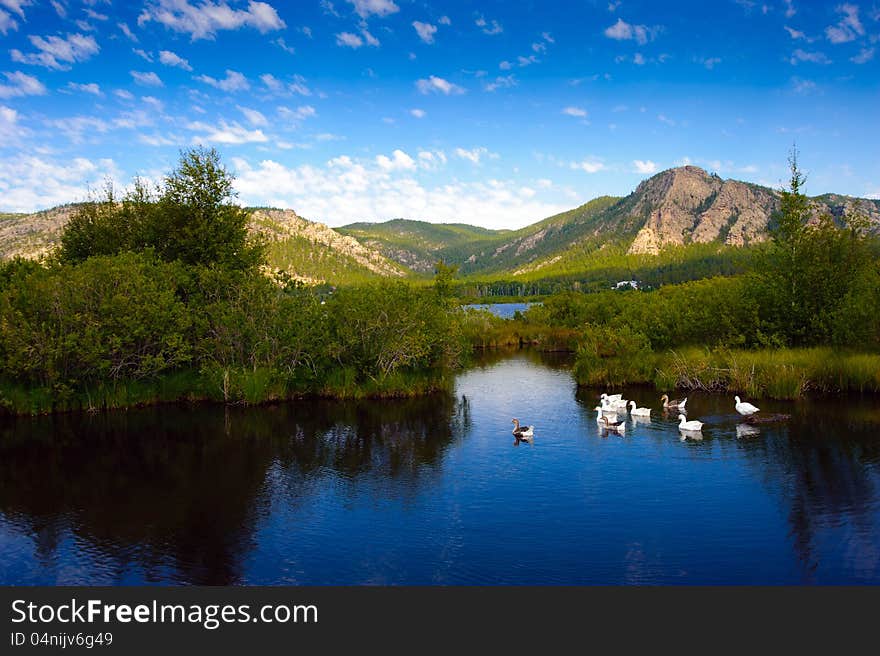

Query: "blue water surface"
left=1, top=351, right=879, bottom=585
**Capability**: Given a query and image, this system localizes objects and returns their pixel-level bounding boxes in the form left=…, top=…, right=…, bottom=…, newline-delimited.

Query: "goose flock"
left=513, top=392, right=785, bottom=443
left=588, top=392, right=777, bottom=441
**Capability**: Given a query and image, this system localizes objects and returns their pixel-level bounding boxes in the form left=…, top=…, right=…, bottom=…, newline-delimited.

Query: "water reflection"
left=1, top=355, right=879, bottom=584
left=0, top=394, right=467, bottom=584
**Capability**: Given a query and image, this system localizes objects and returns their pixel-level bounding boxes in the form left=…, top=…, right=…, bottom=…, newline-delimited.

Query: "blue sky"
left=0, top=0, right=878, bottom=228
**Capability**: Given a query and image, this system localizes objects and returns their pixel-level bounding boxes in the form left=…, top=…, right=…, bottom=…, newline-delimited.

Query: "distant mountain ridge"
left=341, top=166, right=880, bottom=270
left=3, top=166, right=879, bottom=284
left=0, top=205, right=406, bottom=286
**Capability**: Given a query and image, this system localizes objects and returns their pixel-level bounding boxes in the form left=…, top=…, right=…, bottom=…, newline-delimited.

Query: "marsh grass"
left=648, top=347, right=880, bottom=399
left=0, top=366, right=452, bottom=416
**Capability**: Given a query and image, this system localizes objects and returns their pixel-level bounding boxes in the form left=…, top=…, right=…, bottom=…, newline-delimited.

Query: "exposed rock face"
left=0, top=205, right=79, bottom=260
left=249, top=208, right=405, bottom=278
left=0, top=205, right=404, bottom=281
left=625, top=166, right=880, bottom=254
left=627, top=167, right=779, bottom=254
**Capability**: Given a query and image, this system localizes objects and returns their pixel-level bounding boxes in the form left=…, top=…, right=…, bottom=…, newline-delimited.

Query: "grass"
left=0, top=366, right=453, bottom=416
left=582, top=346, right=880, bottom=399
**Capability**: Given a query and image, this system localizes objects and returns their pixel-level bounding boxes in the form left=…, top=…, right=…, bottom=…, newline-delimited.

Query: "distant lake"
left=1, top=350, right=879, bottom=584
left=465, top=302, right=535, bottom=319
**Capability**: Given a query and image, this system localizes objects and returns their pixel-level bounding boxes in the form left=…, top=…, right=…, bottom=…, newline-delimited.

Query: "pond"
left=1, top=350, right=879, bottom=585
left=464, top=302, right=534, bottom=319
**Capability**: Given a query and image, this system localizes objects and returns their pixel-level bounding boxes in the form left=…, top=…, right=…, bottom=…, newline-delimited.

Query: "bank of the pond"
left=0, top=367, right=454, bottom=416
left=576, top=346, right=880, bottom=400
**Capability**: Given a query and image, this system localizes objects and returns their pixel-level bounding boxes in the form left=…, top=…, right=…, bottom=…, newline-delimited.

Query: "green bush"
left=574, top=324, right=655, bottom=387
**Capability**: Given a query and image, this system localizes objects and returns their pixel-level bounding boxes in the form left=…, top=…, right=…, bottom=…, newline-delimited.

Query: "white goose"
left=601, top=393, right=623, bottom=403
left=661, top=394, right=687, bottom=410
left=594, top=407, right=618, bottom=422
left=678, top=414, right=703, bottom=431
left=628, top=401, right=651, bottom=417
left=734, top=396, right=760, bottom=416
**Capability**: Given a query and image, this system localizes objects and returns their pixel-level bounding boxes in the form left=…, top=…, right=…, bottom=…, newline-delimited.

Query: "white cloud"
left=561, top=106, right=588, bottom=117
left=413, top=21, right=437, bottom=43
left=10, top=33, right=99, bottom=70
left=335, top=32, right=363, bottom=47
left=784, top=25, right=806, bottom=40
left=0, top=155, right=122, bottom=213
left=361, top=27, right=380, bottom=46
left=159, top=50, right=193, bottom=71
left=570, top=159, right=605, bottom=173
left=409, top=108, right=426, bottom=118
left=186, top=119, right=268, bottom=144
left=789, top=48, right=830, bottom=64
left=133, top=49, right=153, bottom=62
left=238, top=105, right=268, bottom=126
left=376, top=149, right=416, bottom=171
left=0, top=9, right=18, bottom=35
left=347, top=0, right=398, bottom=19
left=604, top=18, right=659, bottom=45
left=0, top=71, right=47, bottom=98
left=484, top=75, right=516, bottom=92
left=114, top=89, right=135, bottom=100
left=196, top=70, right=249, bottom=91
left=67, top=82, right=102, bottom=95
left=142, top=96, right=164, bottom=112
left=274, top=37, right=295, bottom=54
left=438, top=16, right=451, bottom=26
left=657, top=113, right=676, bottom=126
left=416, top=75, right=464, bottom=95
left=455, top=147, right=496, bottom=164
left=261, top=73, right=311, bottom=96
left=130, top=70, right=164, bottom=87
left=701, top=57, right=721, bottom=69
left=231, top=156, right=570, bottom=230
left=138, top=0, right=285, bottom=40
left=0, top=104, right=27, bottom=144
left=825, top=3, right=864, bottom=43
left=475, top=15, right=503, bottom=35
left=278, top=105, right=316, bottom=120
left=633, top=159, right=657, bottom=174
left=851, top=47, right=875, bottom=64
left=118, top=22, right=138, bottom=42
left=45, top=115, right=111, bottom=143
left=1, top=0, right=29, bottom=19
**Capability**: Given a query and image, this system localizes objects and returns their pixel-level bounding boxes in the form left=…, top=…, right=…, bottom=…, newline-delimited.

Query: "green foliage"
left=59, top=178, right=153, bottom=264
left=652, top=347, right=880, bottom=399
left=152, top=147, right=265, bottom=271
left=433, top=260, right=458, bottom=298
left=0, top=253, right=192, bottom=388
left=59, top=147, right=265, bottom=272
left=528, top=276, right=759, bottom=350
left=573, top=324, right=655, bottom=387
left=754, top=149, right=878, bottom=346
left=327, top=281, right=465, bottom=383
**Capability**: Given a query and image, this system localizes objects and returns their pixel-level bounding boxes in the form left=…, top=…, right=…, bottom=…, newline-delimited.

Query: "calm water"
left=2, top=350, right=880, bottom=585
left=464, top=302, right=534, bottom=318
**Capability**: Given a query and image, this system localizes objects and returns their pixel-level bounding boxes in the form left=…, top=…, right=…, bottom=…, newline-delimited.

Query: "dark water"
left=2, top=351, right=879, bottom=585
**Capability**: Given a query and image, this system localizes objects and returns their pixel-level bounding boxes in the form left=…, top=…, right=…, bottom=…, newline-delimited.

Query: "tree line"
left=0, top=148, right=465, bottom=413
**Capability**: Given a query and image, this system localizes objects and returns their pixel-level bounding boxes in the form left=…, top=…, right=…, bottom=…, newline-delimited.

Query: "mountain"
left=4, top=167, right=879, bottom=285
left=250, top=208, right=407, bottom=284
left=0, top=205, right=407, bottom=286
left=339, top=195, right=622, bottom=276
left=337, top=219, right=506, bottom=273
left=342, top=166, right=880, bottom=271
left=0, top=205, right=80, bottom=261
